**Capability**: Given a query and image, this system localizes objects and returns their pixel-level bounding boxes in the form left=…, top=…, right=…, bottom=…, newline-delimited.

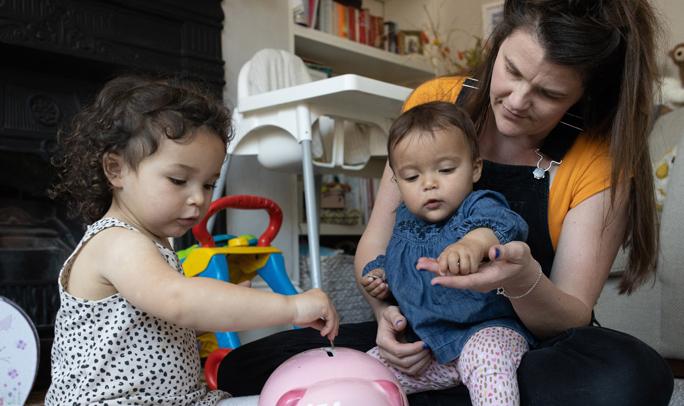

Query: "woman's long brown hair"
left=466, top=0, right=660, bottom=294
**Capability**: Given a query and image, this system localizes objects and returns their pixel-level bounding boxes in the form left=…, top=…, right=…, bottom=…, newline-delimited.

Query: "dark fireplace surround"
left=0, top=0, right=225, bottom=389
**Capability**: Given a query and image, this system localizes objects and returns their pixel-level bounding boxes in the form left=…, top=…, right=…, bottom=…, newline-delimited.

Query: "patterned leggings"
left=367, top=327, right=528, bottom=406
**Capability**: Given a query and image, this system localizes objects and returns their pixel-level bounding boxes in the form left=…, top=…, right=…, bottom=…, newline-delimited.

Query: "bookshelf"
left=296, top=171, right=381, bottom=237
left=293, top=24, right=433, bottom=86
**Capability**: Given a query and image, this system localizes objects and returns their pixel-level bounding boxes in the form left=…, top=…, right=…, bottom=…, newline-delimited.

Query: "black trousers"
left=217, top=322, right=673, bottom=405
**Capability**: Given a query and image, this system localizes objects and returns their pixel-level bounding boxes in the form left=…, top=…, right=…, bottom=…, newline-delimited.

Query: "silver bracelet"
left=496, top=264, right=543, bottom=300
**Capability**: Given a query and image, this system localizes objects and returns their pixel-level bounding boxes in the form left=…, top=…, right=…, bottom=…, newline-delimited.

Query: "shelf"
left=299, top=222, right=366, bottom=236
left=293, top=24, right=434, bottom=86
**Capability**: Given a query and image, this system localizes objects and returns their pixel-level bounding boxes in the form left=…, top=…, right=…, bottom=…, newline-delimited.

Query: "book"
left=308, top=0, right=320, bottom=29
left=336, top=2, right=347, bottom=38
left=305, top=62, right=334, bottom=78
left=383, top=21, right=398, bottom=53
left=318, top=0, right=333, bottom=34
left=358, top=8, right=369, bottom=45
left=348, top=6, right=357, bottom=42
left=370, top=15, right=384, bottom=48
left=334, top=0, right=361, bottom=7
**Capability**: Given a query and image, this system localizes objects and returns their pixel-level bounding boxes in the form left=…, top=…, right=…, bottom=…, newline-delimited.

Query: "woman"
left=218, top=1, right=674, bottom=404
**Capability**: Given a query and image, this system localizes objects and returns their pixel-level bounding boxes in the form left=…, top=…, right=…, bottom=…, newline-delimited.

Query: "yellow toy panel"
left=182, top=246, right=281, bottom=284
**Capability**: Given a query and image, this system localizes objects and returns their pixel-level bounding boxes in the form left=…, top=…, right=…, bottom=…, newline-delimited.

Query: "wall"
left=385, top=0, right=492, bottom=56
left=221, top=0, right=300, bottom=342
left=385, top=0, right=493, bottom=40
left=654, top=0, right=684, bottom=77
left=386, top=0, right=684, bottom=79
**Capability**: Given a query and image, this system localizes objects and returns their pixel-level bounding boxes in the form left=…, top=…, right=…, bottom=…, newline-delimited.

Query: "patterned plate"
left=0, top=296, right=40, bottom=406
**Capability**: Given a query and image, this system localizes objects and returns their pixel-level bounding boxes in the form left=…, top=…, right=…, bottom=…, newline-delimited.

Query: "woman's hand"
left=290, top=289, right=339, bottom=341
left=360, top=268, right=391, bottom=300
left=418, top=241, right=535, bottom=292
left=376, top=305, right=432, bottom=376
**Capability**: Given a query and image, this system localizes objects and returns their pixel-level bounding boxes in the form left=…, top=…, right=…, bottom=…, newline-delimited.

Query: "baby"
left=363, top=101, right=533, bottom=406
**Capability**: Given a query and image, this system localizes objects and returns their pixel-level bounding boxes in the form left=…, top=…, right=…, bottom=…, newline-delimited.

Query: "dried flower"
left=420, top=3, right=485, bottom=76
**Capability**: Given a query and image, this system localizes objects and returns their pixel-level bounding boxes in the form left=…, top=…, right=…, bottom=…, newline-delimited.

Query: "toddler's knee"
left=460, top=328, right=525, bottom=375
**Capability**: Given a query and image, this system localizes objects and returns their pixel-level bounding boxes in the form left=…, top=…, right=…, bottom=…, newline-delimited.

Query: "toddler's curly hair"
left=49, top=74, right=232, bottom=223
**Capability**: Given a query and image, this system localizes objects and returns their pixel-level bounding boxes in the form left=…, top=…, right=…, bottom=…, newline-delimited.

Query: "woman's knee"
left=517, top=326, right=673, bottom=406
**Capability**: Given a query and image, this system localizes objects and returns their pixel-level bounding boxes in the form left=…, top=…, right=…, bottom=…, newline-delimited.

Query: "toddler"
left=363, top=101, right=533, bottom=405
left=45, top=75, right=338, bottom=405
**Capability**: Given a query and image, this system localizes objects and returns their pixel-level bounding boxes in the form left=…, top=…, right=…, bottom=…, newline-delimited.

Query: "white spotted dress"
left=45, top=218, right=231, bottom=405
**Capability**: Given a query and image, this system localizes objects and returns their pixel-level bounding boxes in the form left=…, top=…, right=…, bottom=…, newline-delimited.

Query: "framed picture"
left=398, top=30, right=423, bottom=55
left=482, top=1, right=504, bottom=39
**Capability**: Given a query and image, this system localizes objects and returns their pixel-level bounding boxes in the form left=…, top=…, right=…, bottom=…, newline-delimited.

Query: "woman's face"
left=489, top=28, right=584, bottom=142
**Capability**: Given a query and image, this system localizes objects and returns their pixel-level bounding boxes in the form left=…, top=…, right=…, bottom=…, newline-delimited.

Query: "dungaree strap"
left=454, top=79, right=584, bottom=277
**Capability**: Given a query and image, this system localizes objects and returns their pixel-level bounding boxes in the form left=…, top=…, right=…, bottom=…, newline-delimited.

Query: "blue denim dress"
left=363, top=189, right=535, bottom=364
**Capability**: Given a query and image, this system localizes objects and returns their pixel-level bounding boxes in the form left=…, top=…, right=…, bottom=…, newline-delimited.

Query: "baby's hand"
left=436, top=239, right=486, bottom=276
left=361, top=268, right=390, bottom=300
left=290, top=289, right=339, bottom=341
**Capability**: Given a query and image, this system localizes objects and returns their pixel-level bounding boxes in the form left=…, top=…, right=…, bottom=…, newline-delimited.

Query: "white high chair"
left=215, top=49, right=412, bottom=288
left=0, top=296, right=40, bottom=405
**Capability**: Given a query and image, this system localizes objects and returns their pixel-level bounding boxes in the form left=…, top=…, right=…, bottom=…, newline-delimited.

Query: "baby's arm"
left=418, top=190, right=528, bottom=276
left=98, top=228, right=339, bottom=340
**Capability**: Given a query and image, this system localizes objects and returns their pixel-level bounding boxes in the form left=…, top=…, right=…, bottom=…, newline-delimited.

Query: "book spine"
left=348, top=7, right=357, bottom=42
left=319, top=0, right=332, bottom=34
left=358, top=8, right=368, bottom=45
left=336, top=2, right=346, bottom=38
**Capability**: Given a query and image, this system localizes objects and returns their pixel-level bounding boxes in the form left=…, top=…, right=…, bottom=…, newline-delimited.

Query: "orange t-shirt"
left=403, top=76, right=611, bottom=250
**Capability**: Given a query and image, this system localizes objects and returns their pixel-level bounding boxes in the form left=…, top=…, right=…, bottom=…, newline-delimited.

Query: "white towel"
left=246, top=49, right=312, bottom=95
left=244, top=49, right=313, bottom=171
left=245, top=49, right=371, bottom=169
left=343, top=121, right=371, bottom=166
left=312, top=116, right=335, bottom=163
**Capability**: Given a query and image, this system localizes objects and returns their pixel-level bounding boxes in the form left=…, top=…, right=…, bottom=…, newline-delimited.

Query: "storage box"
left=320, top=190, right=346, bottom=209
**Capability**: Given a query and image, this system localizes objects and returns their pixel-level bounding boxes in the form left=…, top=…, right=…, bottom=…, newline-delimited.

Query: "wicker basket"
left=299, top=253, right=374, bottom=324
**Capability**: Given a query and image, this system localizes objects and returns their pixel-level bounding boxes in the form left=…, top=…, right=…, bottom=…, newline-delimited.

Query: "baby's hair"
left=49, top=74, right=232, bottom=223
left=387, top=101, right=478, bottom=169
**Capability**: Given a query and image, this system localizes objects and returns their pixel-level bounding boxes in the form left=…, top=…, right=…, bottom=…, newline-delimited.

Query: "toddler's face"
left=391, top=128, right=481, bottom=223
left=115, top=128, right=225, bottom=239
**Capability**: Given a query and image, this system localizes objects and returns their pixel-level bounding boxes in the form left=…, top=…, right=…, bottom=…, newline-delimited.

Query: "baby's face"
left=391, top=128, right=481, bottom=223
left=115, top=128, right=225, bottom=239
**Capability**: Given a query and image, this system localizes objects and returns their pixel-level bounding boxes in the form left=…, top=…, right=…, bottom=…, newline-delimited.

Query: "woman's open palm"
left=418, top=241, right=533, bottom=292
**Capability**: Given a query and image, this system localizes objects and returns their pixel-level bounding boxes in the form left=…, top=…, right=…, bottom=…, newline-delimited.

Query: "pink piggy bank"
left=258, top=347, right=408, bottom=406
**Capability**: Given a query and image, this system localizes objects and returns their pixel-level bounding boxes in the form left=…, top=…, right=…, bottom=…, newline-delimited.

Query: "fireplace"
left=0, top=0, right=225, bottom=389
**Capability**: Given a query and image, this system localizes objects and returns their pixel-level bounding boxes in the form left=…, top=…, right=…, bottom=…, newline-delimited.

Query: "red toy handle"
left=192, top=195, right=283, bottom=248
left=204, top=348, right=231, bottom=391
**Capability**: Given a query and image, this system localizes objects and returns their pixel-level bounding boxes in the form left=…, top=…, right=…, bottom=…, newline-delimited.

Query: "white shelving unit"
left=292, top=24, right=434, bottom=86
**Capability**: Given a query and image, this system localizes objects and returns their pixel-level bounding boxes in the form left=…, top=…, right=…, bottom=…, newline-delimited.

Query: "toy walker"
left=180, top=195, right=298, bottom=350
